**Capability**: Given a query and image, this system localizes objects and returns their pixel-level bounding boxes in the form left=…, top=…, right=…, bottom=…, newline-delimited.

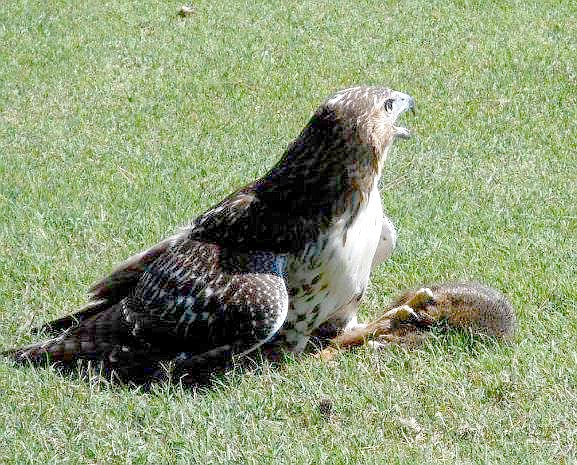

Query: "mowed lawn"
left=1, top=0, right=576, bottom=463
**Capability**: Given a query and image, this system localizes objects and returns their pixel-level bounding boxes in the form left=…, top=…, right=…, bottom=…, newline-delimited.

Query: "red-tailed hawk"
left=4, top=86, right=415, bottom=383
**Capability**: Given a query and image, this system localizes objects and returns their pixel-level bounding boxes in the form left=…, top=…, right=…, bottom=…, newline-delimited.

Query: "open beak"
left=393, top=94, right=415, bottom=139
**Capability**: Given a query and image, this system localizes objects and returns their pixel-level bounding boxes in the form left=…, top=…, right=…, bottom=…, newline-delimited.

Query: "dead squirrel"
left=318, top=282, right=516, bottom=358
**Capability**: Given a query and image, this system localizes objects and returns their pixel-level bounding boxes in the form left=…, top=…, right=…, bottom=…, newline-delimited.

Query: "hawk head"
left=266, top=85, right=415, bottom=201
left=323, top=85, right=415, bottom=156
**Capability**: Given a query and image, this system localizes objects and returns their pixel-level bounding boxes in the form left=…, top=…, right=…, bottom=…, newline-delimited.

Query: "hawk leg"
left=317, top=288, right=435, bottom=359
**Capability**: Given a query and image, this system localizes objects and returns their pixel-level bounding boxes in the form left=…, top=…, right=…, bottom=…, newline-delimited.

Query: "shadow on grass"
left=4, top=324, right=512, bottom=395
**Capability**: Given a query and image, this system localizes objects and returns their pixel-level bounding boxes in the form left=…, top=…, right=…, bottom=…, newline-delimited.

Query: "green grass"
left=1, top=0, right=576, bottom=463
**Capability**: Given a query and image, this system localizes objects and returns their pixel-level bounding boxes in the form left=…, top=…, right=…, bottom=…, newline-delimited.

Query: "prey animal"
left=318, top=282, right=517, bottom=360
left=4, top=86, right=415, bottom=382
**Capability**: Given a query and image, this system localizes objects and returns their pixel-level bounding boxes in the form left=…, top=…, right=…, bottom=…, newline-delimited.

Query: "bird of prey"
left=5, top=86, right=415, bottom=383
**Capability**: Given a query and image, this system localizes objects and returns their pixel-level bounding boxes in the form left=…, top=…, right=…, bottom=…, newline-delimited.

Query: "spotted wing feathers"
left=40, top=231, right=190, bottom=334
left=7, top=238, right=289, bottom=383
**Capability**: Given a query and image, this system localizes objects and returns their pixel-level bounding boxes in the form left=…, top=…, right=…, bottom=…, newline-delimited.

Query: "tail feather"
left=5, top=303, right=128, bottom=366
left=3, top=334, right=81, bottom=365
left=3, top=302, right=176, bottom=383
left=38, top=299, right=110, bottom=335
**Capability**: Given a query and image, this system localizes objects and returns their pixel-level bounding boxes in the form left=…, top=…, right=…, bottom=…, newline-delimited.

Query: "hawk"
left=5, top=86, right=415, bottom=382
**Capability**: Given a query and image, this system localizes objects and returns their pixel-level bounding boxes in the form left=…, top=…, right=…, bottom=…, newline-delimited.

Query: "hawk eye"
left=383, top=98, right=394, bottom=111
